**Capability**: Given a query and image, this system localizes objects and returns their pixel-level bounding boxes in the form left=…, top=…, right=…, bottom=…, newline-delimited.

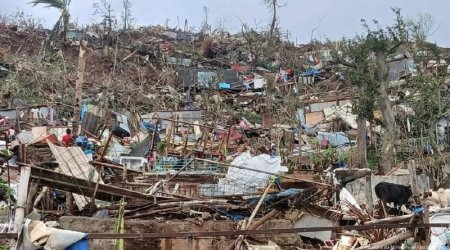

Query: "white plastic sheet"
left=217, top=152, right=282, bottom=195
left=339, top=187, right=362, bottom=212
left=20, top=219, right=87, bottom=250
left=429, top=213, right=450, bottom=250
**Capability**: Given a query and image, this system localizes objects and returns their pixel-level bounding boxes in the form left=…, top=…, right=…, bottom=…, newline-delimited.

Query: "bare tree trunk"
left=72, top=40, right=87, bottom=132
left=375, top=51, right=396, bottom=131
left=357, top=117, right=367, bottom=168
left=375, top=50, right=396, bottom=173
left=63, top=10, right=69, bottom=42
left=269, top=0, right=277, bottom=38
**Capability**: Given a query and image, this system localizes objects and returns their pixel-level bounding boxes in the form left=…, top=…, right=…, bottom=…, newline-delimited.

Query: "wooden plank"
left=356, top=231, right=413, bottom=250
left=29, top=166, right=159, bottom=202
left=14, top=166, right=31, bottom=232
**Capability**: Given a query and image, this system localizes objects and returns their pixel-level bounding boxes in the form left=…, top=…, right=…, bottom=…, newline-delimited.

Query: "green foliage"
left=334, top=37, right=377, bottom=121
left=367, top=149, right=379, bottom=170
left=0, top=244, right=10, bottom=250
left=0, top=180, right=14, bottom=198
left=309, top=148, right=350, bottom=168
left=30, top=0, right=70, bottom=10
left=237, top=111, right=262, bottom=124
left=157, top=140, right=167, bottom=154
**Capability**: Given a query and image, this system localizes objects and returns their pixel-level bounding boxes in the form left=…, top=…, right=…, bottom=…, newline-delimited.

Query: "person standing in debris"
left=62, top=128, right=72, bottom=146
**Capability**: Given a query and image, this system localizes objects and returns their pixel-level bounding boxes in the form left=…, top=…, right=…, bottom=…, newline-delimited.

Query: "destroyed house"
left=388, top=57, right=416, bottom=80
left=177, top=69, right=240, bottom=89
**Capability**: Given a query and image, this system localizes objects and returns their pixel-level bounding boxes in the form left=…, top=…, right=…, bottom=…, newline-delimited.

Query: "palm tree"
left=30, top=0, right=71, bottom=42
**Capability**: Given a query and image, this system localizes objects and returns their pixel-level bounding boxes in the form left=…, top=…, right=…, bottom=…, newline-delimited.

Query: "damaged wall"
left=345, top=174, right=430, bottom=206
left=59, top=217, right=301, bottom=250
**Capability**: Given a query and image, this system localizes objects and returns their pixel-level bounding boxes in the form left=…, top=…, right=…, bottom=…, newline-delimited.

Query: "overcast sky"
left=2, top=0, right=450, bottom=46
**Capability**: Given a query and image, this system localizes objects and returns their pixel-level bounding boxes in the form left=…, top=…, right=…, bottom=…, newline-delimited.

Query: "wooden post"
left=25, top=181, right=38, bottom=215
left=408, top=160, right=420, bottom=205
left=13, top=166, right=31, bottom=233
left=122, top=164, right=128, bottom=188
left=424, top=205, right=430, bottom=246
left=66, top=192, right=74, bottom=215
left=100, top=132, right=114, bottom=160
left=182, top=125, right=191, bottom=157
left=72, top=40, right=88, bottom=133
left=228, top=183, right=274, bottom=250
left=33, top=187, right=48, bottom=208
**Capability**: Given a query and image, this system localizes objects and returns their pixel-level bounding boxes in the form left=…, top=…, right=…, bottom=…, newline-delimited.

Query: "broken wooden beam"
left=90, top=161, right=143, bottom=174
left=356, top=231, right=413, bottom=250
left=364, top=214, right=414, bottom=225
left=29, top=166, right=162, bottom=202
left=13, top=166, right=31, bottom=233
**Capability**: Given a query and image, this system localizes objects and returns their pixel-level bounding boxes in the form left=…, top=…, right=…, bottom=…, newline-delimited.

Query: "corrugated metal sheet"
left=106, top=137, right=131, bottom=162
left=166, top=57, right=192, bottom=67
left=141, top=111, right=203, bottom=130
left=0, top=110, right=17, bottom=120
left=129, top=134, right=152, bottom=158
left=48, top=141, right=103, bottom=210
left=16, top=131, right=37, bottom=145
left=309, top=101, right=336, bottom=113
left=81, top=112, right=100, bottom=136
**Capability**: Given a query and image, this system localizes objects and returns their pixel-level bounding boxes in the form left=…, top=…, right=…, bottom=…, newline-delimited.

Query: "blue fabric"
left=75, top=136, right=89, bottom=147
left=441, top=245, right=450, bottom=250
left=218, top=82, right=231, bottom=89
left=301, top=68, right=320, bottom=77
left=80, top=103, right=88, bottom=122
left=412, top=206, right=424, bottom=214
left=141, top=122, right=157, bottom=132
left=249, top=188, right=302, bottom=205
left=213, top=208, right=245, bottom=222
left=317, top=132, right=351, bottom=147
left=66, top=235, right=89, bottom=250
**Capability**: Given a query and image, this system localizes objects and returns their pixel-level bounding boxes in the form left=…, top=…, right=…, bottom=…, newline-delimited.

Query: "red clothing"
left=62, top=134, right=71, bottom=146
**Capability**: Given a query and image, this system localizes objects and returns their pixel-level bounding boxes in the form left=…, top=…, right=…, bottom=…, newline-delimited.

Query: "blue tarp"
left=317, top=132, right=351, bottom=147
left=66, top=235, right=89, bottom=250
left=213, top=208, right=245, bottom=222
left=301, top=68, right=320, bottom=77
left=80, top=103, right=88, bottom=122
left=249, top=188, right=303, bottom=205
left=218, top=82, right=231, bottom=89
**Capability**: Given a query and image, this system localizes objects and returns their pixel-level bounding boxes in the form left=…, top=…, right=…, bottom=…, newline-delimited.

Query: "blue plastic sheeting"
left=213, top=208, right=245, bottom=222
left=317, top=132, right=350, bottom=147
left=412, top=206, right=424, bottom=214
left=141, top=122, right=158, bottom=132
left=301, top=68, right=320, bottom=77
left=66, top=235, right=89, bottom=250
left=249, top=188, right=303, bottom=205
left=75, top=135, right=89, bottom=147
left=80, top=103, right=88, bottom=122
left=218, top=82, right=231, bottom=89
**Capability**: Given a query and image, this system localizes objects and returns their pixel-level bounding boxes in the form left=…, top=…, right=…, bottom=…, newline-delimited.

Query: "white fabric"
left=428, top=213, right=450, bottom=250
left=217, top=152, right=282, bottom=195
left=339, top=187, right=362, bottom=212
left=44, top=227, right=86, bottom=250
left=21, top=219, right=86, bottom=250
left=254, top=78, right=267, bottom=89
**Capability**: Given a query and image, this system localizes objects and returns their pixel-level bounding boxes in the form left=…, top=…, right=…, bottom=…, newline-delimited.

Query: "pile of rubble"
left=2, top=17, right=450, bottom=250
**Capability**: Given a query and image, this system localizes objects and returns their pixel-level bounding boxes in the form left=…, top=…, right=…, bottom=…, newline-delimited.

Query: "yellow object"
left=115, top=198, right=125, bottom=250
